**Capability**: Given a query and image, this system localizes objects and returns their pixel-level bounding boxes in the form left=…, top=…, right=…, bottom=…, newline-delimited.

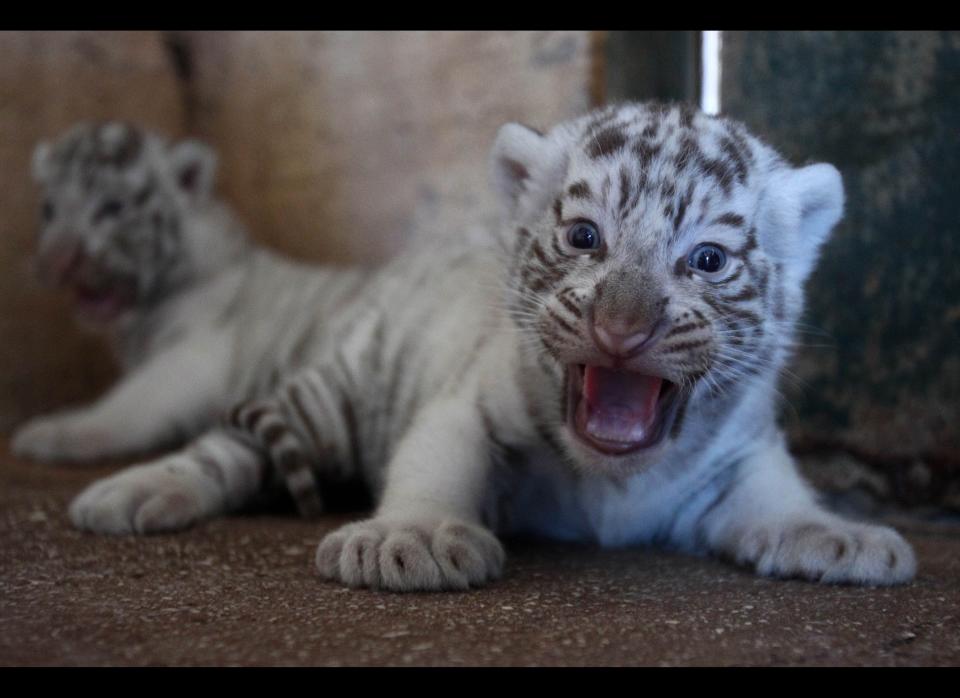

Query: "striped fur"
left=65, top=106, right=915, bottom=590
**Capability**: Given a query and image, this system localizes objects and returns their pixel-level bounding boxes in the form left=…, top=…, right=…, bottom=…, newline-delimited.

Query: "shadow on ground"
left=1, top=439, right=958, bottom=666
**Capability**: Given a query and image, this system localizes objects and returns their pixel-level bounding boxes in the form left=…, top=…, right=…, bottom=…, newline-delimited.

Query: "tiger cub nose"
left=591, top=320, right=658, bottom=358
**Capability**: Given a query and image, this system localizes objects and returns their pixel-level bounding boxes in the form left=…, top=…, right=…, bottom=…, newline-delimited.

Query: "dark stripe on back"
left=286, top=382, right=327, bottom=455
left=338, top=389, right=363, bottom=480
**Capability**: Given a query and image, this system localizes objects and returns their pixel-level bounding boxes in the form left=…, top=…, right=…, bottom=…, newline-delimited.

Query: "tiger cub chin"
left=68, top=103, right=915, bottom=591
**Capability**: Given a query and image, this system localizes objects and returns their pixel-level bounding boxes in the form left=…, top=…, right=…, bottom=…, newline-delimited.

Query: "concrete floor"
left=2, top=438, right=959, bottom=666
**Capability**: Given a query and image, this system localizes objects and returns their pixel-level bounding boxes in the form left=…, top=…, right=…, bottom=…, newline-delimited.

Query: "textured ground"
left=2, top=438, right=959, bottom=667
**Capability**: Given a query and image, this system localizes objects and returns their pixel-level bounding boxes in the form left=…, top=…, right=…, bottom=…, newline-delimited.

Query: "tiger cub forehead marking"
left=556, top=103, right=772, bottom=249
left=41, top=122, right=148, bottom=184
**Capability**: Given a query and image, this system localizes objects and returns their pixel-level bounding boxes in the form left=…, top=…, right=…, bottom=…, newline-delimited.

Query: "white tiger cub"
left=69, top=104, right=916, bottom=590
left=12, top=121, right=366, bottom=496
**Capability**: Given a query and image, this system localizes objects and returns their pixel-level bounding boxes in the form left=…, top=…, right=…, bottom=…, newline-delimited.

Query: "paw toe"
left=379, top=529, right=443, bottom=591
left=71, top=484, right=142, bottom=535
left=315, top=530, right=350, bottom=580
left=785, top=523, right=858, bottom=580
left=338, top=526, right=385, bottom=588
left=432, top=521, right=504, bottom=588
left=133, top=490, right=204, bottom=534
left=843, top=527, right=916, bottom=585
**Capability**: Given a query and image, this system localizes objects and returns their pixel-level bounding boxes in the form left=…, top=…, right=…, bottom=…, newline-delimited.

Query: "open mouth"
left=72, top=278, right=137, bottom=323
left=36, top=245, right=138, bottom=323
left=566, top=364, right=683, bottom=456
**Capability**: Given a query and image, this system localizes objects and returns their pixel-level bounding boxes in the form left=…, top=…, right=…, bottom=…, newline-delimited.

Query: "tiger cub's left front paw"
left=315, top=517, right=505, bottom=592
left=732, top=517, right=916, bottom=586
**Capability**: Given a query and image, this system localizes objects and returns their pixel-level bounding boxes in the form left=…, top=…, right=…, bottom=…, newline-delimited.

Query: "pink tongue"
left=581, top=366, right=662, bottom=444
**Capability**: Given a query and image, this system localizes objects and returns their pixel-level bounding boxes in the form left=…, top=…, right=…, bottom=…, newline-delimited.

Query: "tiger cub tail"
left=224, top=399, right=324, bottom=517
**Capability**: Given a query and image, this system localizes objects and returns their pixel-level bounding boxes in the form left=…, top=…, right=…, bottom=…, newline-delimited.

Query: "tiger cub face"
left=491, top=103, right=844, bottom=475
left=31, top=122, right=218, bottom=325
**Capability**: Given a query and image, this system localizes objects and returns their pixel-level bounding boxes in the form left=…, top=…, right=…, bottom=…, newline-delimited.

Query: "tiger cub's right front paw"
left=70, top=460, right=218, bottom=535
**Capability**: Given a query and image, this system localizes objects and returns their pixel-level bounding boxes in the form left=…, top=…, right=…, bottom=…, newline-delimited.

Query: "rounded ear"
left=489, top=122, right=566, bottom=220
left=757, top=162, right=844, bottom=285
left=32, top=141, right=52, bottom=182
left=167, top=139, right=217, bottom=201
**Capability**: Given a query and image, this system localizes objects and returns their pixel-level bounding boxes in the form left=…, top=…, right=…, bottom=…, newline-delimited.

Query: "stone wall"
left=722, top=31, right=960, bottom=509
left=180, top=31, right=598, bottom=265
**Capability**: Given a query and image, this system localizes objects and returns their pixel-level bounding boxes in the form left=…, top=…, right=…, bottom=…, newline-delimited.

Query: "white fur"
left=757, top=162, right=845, bottom=288
left=56, top=108, right=915, bottom=591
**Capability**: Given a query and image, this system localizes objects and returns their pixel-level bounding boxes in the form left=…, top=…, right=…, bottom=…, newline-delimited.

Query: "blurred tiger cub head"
left=31, top=122, right=244, bottom=326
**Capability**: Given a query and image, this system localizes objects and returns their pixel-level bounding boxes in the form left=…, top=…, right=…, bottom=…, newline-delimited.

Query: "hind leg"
left=69, top=358, right=373, bottom=534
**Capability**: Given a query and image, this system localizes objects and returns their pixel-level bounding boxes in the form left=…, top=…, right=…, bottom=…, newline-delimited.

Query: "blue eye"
left=566, top=221, right=601, bottom=251
left=688, top=244, right=727, bottom=274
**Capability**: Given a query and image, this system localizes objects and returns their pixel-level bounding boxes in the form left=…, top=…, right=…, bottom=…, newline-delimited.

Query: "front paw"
left=12, top=414, right=112, bottom=463
left=70, top=460, right=217, bottom=535
left=315, top=517, right=505, bottom=592
left=733, top=518, right=916, bottom=586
